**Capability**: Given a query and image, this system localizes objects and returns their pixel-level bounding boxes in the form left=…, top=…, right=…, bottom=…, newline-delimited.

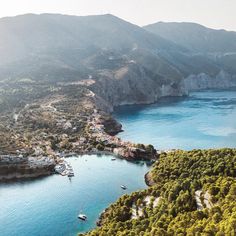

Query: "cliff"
left=89, top=63, right=187, bottom=110
left=88, top=68, right=236, bottom=111
left=183, top=70, right=236, bottom=91
left=0, top=155, right=55, bottom=181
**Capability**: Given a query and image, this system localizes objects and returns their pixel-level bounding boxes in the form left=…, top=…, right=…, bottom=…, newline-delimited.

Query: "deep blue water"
left=114, top=90, right=236, bottom=150
left=1, top=90, right=235, bottom=236
left=0, top=155, right=149, bottom=236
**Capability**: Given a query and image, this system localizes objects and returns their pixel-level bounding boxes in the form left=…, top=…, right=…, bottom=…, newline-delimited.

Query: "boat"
left=67, top=172, right=74, bottom=177
left=78, top=214, right=87, bottom=221
left=111, top=158, right=116, bottom=161
left=120, top=185, right=127, bottom=190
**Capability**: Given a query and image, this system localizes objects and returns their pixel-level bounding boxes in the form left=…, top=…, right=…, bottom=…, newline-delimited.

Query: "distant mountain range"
left=0, top=14, right=235, bottom=106
left=144, top=22, right=236, bottom=53
left=144, top=22, right=236, bottom=75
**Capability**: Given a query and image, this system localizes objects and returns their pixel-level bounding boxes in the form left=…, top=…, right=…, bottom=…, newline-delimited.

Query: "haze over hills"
left=0, top=10, right=236, bottom=236
left=144, top=22, right=236, bottom=75
left=0, top=13, right=236, bottom=107
left=144, top=22, right=236, bottom=53
left=0, top=14, right=185, bottom=80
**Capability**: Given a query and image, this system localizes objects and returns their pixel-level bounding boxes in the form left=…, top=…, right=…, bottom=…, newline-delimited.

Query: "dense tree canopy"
left=82, top=148, right=236, bottom=236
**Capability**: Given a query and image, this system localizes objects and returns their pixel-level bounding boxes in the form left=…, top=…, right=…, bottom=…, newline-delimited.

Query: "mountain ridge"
left=144, top=21, right=236, bottom=53
left=0, top=13, right=236, bottom=109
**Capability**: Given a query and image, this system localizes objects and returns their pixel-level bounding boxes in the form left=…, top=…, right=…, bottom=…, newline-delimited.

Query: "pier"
left=54, top=159, right=74, bottom=177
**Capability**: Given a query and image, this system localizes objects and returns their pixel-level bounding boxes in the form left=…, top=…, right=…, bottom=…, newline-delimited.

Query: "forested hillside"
left=83, top=149, right=236, bottom=236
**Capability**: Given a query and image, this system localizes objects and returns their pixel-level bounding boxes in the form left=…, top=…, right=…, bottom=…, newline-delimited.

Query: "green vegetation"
left=136, top=143, right=156, bottom=156
left=0, top=79, right=92, bottom=156
left=83, top=148, right=236, bottom=236
left=96, top=143, right=105, bottom=151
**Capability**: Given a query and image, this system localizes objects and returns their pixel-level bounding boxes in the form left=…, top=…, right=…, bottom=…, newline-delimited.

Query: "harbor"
left=54, top=159, right=74, bottom=177
left=0, top=154, right=150, bottom=236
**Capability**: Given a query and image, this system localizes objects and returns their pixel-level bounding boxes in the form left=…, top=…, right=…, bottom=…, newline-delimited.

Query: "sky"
left=0, top=0, right=235, bottom=31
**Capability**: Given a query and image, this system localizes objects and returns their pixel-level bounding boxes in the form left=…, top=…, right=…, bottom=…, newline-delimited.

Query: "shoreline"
left=3, top=88, right=232, bottom=182
left=96, top=165, right=154, bottom=228
left=0, top=171, right=53, bottom=183
left=0, top=147, right=157, bottom=182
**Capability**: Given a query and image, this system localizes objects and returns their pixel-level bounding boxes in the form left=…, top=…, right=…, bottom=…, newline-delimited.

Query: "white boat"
left=111, top=158, right=116, bottom=161
left=120, top=185, right=127, bottom=190
left=67, top=172, right=74, bottom=177
left=78, top=214, right=87, bottom=221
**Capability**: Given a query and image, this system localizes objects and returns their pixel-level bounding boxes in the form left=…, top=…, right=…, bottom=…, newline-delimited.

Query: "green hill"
left=84, top=148, right=236, bottom=236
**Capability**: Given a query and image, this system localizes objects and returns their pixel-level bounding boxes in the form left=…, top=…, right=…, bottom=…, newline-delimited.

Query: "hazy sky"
left=0, top=0, right=236, bottom=30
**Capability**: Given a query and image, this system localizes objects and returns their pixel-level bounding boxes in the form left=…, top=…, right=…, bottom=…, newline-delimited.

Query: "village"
left=0, top=83, right=157, bottom=181
left=85, top=109, right=157, bottom=159
left=54, top=108, right=157, bottom=178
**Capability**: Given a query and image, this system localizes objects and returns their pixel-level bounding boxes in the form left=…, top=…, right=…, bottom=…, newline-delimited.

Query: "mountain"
left=0, top=13, right=186, bottom=81
left=144, top=22, right=236, bottom=76
left=0, top=14, right=235, bottom=108
left=144, top=22, right=236, bottom=53
left=0, top=14, right=223, bottom=81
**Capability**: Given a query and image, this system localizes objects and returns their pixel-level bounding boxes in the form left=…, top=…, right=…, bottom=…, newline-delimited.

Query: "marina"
left=54, top=159, right=75, bottom=177
left=0, top=155, right=149, bottom=236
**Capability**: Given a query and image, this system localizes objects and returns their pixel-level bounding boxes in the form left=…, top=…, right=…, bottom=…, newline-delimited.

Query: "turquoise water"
left=1, top=90, right=236, bottom=236
left=114, top=90, right=236, bottom=150
left=0, top=155, right=149, bottom=236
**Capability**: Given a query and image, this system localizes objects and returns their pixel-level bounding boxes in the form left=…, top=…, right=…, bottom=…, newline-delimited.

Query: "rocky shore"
left=95, top=167, right=156, bottom=229
left=87, top=68, right=236, bottom=112
left=0, top=155, right=55, bottom=181
left=144, top=171, right=156, bottom=187
left=96, top=208, right=108, bottom=227
left=2, top=69, right=233, bottom=182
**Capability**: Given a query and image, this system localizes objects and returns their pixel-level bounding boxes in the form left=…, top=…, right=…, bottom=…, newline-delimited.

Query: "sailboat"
left=120, top=185, right=127, bottom=190
left=78, top=213, right=87, bottom=221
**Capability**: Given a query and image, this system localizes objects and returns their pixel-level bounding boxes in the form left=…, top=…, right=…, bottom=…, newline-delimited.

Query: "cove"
left=0, top=155, right=149, bottom=236
left=114, top=90, right=236, bottom=150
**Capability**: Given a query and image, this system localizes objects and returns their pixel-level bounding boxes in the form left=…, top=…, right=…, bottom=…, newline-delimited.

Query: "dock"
left=54, top=159, right=74, bottom=177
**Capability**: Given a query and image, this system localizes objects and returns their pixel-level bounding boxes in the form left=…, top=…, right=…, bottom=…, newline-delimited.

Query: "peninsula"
left=84, top=148, right=236, bottom=236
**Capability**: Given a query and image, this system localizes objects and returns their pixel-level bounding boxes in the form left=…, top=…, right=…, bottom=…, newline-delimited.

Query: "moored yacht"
left=120, top=185, right=127, bottom=190
left=78, top=214, right=87, bottom=221
left=67, top=172, right=74, bottom=177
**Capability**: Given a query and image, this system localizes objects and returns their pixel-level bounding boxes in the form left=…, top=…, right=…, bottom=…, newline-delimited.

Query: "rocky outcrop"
left=99, top=114, right=122, bottom=135
left=113, top=146, right=155, bottom=161
left=0, top=155, right=55, bottom=181
left=144, top=172, right=155, bottom=186
left=89, top=67, right=236, bottom=112
left=183, top=70, right=236, bottom=91
left=89, top=64, right=187, bottom=111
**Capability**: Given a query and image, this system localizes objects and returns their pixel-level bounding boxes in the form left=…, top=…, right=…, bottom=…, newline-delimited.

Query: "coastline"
left=95, top=168, right=155, bottom=229
left=0, top=132, right=157, bottom=182
left=2, top=88, right=234, bottom=182
left=0, top=170, right=53, bottom=182
left=0, top=155, right=56, bottom=182
left=2, top=88, right=236, bottom=236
